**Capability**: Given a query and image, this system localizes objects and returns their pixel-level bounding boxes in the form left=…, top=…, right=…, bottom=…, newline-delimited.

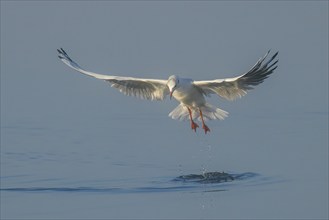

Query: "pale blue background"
left=1, top=1, right=328, bottom=219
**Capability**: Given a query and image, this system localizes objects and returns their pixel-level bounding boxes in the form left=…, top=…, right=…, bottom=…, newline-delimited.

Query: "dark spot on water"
left=174, top=172, right=234, bottom=183
left=174, top=171, right=259, bottom=184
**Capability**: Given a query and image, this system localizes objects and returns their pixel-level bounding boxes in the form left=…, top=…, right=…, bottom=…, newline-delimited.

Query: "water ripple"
left=0, top=172, right=266, bottom=194
left=0, top=185, right=200, bottom=194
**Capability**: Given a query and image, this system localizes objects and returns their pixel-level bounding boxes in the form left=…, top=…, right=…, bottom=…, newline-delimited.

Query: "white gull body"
left=58, top=48, right=278, bottom=134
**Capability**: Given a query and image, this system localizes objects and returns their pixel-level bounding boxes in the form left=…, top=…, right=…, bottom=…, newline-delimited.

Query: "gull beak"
left=170, top=91, right=173, bottom=100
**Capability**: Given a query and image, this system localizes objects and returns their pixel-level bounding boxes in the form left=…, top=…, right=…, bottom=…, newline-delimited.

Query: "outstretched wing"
left=57, top=48, right=169, bottom=100
left=193, top=50, right=278, bottom=101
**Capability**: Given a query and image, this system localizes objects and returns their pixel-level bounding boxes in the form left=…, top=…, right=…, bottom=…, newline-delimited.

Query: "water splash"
left=174, top=171, right=235, bottom=184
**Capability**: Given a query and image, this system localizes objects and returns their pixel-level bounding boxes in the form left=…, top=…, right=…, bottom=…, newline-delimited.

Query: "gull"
left=57, top=48, right=278, bottom=134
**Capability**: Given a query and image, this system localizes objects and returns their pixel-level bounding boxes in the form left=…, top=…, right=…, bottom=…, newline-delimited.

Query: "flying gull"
left=57, top=48, right=278, bottom=134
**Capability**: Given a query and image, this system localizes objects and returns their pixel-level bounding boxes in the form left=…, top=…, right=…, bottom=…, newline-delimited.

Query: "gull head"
left=167, top=75, right=179, bottom=99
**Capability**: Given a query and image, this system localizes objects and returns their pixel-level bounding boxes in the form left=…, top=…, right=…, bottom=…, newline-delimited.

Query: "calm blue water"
left=1, top=112, right=328, bottom=219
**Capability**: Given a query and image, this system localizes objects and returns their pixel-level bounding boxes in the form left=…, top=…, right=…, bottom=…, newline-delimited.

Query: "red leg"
left=187, top=107, right=199, bottom=132
left=199, top=109, right=210, bottom=134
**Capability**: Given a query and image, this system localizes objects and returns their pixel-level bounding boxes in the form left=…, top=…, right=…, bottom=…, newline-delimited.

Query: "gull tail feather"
left=169, top=104, right=189, bottom=121
left=169, top=103, right=228, bottom=121
left=199, top=103, right=229, bottom=121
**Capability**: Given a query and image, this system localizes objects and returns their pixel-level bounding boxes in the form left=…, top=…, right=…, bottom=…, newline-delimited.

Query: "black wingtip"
left=60, top=48, right=67, bottom=55
left=272, top=51, right=279, bottom=59
left=57, top=48, right=73, bottom=62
